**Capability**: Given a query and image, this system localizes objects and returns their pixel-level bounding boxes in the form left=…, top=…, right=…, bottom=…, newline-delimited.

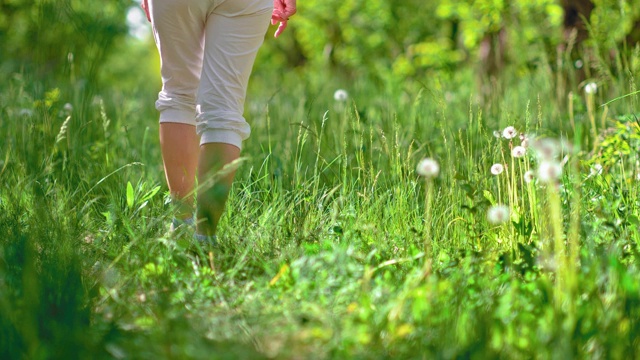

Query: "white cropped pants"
left=149, top=0, right=272, bottom=149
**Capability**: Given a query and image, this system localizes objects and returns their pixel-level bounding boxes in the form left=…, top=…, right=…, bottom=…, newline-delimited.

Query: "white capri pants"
left=149, top=0, right=273, bottom=149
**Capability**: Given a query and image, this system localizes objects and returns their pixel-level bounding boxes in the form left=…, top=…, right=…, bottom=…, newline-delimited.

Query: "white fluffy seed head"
left=493, top=130, right=501, bottom=138
left=19, top=108, right=34, bottom=117
left=334, top=89, right=349, bottom=102
left=524, top=170, right=535, bottom=183
left=584, top=82, right=597, bottom=95
left=487, top=205, right=510, bottom=225
left=532, top=138, right=560, bottom=161
left=590, top=163, right=603, bottom=176
left=537, top=161, right=563, bottom=183
left=491, top=163, right=504, bottom=175
left=502, top=126, right=518, bottom=139
left=63, top=103, right=73, bottom=112
left=417, top=158, right=440, bottom=178
left=511, top=146, right=526, bottom=158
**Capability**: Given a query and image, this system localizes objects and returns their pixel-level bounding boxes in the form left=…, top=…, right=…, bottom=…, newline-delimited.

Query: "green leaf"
left=140, top=185, right=161, bottom=202
left=126, top=181, right=134, bottom=209
left=483, top=190, right=495, bottom=204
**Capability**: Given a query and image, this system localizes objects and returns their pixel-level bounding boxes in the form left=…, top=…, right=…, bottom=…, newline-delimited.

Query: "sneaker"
left=170, top=217, right=195, bottom=233
left=194, top=233, right=217, bottom=247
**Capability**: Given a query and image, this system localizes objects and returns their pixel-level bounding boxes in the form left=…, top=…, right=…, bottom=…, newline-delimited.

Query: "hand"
left=141, top=0, right=151, bottom=22
left=271, top=0, right=296, bottom=38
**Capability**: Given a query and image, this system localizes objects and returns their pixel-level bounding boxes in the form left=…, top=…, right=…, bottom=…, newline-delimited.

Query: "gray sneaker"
left=194, top=233, right=217, bottom=247
left=170, top=217, right=195, bottom=233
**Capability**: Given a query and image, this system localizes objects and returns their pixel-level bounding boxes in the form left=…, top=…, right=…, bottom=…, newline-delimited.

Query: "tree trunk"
left=477, top=28, right=507, bottom=107
left=556, top=0, right=595, bottom=98
left=624, top=18, right=640, bottom=47
left=561, top=0, right=595, bottom=49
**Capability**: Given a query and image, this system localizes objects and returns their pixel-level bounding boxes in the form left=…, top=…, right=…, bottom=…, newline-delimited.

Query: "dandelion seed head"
left=334, top=89, right=349, bottom=102
left=63, top=103, right=73, bottom=112
left=532, top=138, right=560, bottom=161
left=491, top=163, right=504, bottom=175
left=417, top=158, right=440, bottom=178
left=584, top=82, right=597, bottom=95
left=574, top=59, right=583, bottom=69
left=502, top=126, right=518, bottom=139
left=590, top=163, right=603, bottom=176
left=537, top=161, right=562, bottom=183
left=511, top=146, right=526, bottom=158
left=524, top=170, right=535, bottom=183
left=487, top=205, right=510, bottom=225
left=493, top=130, right=501, bottom=138
left=538, top=255, right=557, bottom=272
left=19, top=108, right=34, bottom=117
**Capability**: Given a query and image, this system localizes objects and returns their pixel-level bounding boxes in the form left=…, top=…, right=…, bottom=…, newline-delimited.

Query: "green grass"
left=1, top=56, right=640, bottom=359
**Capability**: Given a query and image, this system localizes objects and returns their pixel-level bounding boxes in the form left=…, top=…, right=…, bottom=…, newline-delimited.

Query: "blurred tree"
left=2, top=0, right=636, bottom=97
left=266, top=0, right=453, bottom=81
left=0, top=0, right=130, bottom=84
left=560, top=0, right=594, bottom=49
left=559, top=0, right=640, bottom=88
left=261, top=0, right=639, bottom=86
left=434, top=0, right=563, bottom=104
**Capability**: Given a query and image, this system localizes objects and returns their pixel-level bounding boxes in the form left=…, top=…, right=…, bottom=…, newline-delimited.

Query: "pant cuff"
left=200, top=129, right=243, bottom=150
left=159, top=108, right=197, bottom=125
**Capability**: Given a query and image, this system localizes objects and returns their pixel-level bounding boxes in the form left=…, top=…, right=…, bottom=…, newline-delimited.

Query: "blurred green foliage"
left=1, top=0, right=638, bottom=87
left=590, top=0, right=640, bottom=46
left=0, top=0, right=130, bottom=84
left=263, top=0, right=638, bottom=80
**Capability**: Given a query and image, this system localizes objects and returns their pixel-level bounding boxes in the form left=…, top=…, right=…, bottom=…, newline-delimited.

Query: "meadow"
left=2, top=4, right=640, bottom=359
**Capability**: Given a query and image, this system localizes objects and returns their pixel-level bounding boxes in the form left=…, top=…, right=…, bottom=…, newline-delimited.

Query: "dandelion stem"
left=587, top=93, right=598, bottom=150
left=424, top=179, right=434, bottom=269
left=547, top=183, right=565, bottom=310
left=567, top=155, right=581, bottom=318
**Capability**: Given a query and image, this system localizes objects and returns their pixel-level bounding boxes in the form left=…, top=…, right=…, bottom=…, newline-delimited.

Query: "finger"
left=272, top=10, right=285, bottom=21
left=283, top=7, right=296, bottom=18
left=274, top=21, right=287, bottom=38
left=141, top=1, right=151, bottom=22
left=284, top=0, right=297, bottom=17
left=271, top=16, right=286, bottom=26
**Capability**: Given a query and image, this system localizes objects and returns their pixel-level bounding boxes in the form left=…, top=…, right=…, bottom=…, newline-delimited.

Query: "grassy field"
left=1, top=47, right=640, bottom=359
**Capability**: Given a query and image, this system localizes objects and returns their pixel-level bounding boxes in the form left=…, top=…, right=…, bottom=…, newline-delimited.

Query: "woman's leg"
left=195, top=0, right=272, bottom=236
left=196, top=143, right=240, bottom=236
left=149, top=0, right=207, bottom=220
left=160, top=123, right=199, bottom=220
